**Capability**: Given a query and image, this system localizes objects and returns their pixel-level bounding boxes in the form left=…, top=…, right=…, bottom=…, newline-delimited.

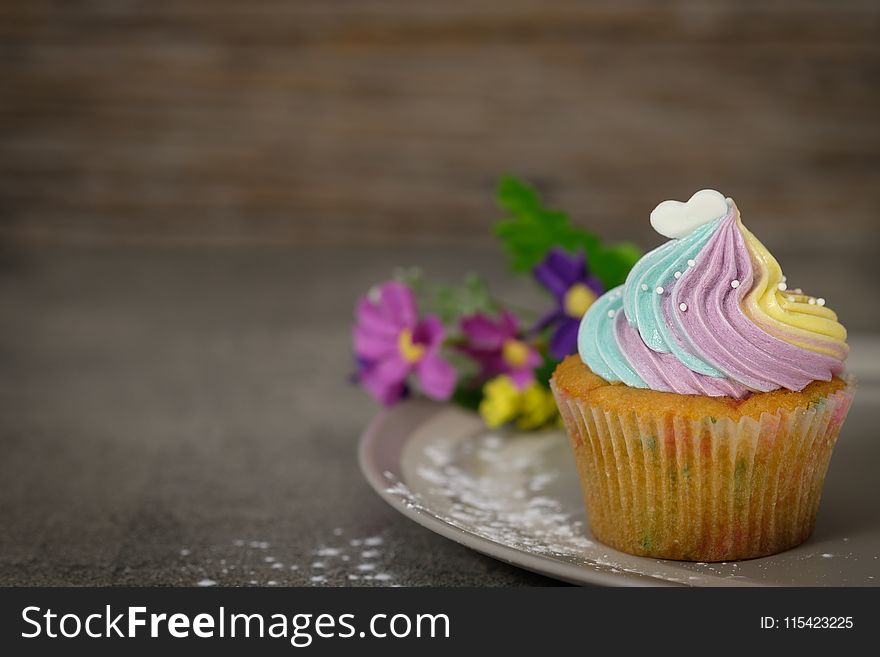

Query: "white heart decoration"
left=649, top=189, right=730, bottom=239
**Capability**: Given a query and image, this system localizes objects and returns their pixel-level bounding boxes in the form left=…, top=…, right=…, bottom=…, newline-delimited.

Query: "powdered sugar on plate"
left=387, top=427, right=651, bottom=573
left=370, top=405, right=878, bottom=586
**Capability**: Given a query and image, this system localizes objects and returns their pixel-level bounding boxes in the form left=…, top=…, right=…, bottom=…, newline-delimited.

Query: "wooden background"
left=3, top=1, right=879, bottom=244
left=1, top=0, right=878, bottom=323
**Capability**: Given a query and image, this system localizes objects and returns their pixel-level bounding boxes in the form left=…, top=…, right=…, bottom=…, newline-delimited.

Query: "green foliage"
left=451, top=383, right=484, bottom=412
left=588, top=241, right=643, bottom=291
left=532, top=353, right=559, bottom=388
left=396, top=268, right=497, bottom=325
left=494, top=175, right=642, bottom=289
left=431, top=273, right=498, bottom=324
left=392, top=266, right=425, bottom=293
left=494, top=176, right=598, bottom=272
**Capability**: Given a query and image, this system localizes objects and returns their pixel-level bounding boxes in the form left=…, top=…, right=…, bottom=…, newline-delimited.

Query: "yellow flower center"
left=501, top=339, right=530, bottom=369
left=397, top=328, right=426, bottom=364
left=563, top=283, right=597, bottom=318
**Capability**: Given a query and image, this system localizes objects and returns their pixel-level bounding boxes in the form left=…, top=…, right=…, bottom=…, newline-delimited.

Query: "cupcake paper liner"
left=551, top=380, right=854, bottom=562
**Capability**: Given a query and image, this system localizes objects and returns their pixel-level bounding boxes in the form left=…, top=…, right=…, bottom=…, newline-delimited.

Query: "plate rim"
left=358, top=399, right=689, bottom=587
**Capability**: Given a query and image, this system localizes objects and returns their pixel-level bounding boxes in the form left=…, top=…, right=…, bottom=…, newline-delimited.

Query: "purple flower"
left=458, top=311, right=541, bottom=389
left=353, top=281, right=456, bottom=406
left=533, top=248, right=603, bottom=360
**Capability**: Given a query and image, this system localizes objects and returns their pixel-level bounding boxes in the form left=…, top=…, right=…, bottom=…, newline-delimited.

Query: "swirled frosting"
left=578, top=192, right=848, bottom=398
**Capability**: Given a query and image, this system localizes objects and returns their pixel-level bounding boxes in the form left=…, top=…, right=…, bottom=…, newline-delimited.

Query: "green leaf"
left=497, top=174, right=541, bottom=213
left=423, top=273, right=498, bottom=324
left=451, top=383, right=484, bottom=412
left=533, top=354, right=560, bottom=388
left=392, top=266, right=424, bottom=292
left=494, top=175, right=594, bottom=272
left=493, top=175, right=641, bottom=290
left=587, top=241, right=642, bottom=289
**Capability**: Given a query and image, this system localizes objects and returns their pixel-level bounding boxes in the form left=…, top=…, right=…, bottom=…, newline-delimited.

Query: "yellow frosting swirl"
left=739, top=215, right=848, bottom=360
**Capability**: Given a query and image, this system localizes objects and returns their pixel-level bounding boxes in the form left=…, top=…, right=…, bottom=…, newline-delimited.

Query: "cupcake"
left=550, top=190, right=853, bottom=562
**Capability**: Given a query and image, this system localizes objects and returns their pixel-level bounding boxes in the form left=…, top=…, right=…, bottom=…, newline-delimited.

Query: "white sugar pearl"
left=808, top=298, right=816, bottom=305
left=640, top=283, right=648, bottom=291
left=607, top=309, right=616, bottom=318
left=674, top=271, right=682, bottom=279
left=656, top=286, right=664, bottom=294
left=778, top=282, right=787, bottom=291
left=730, top=280, right=740, bottom=289
left=787, top=295, right=795, bottom=302
left=687, top=259, right=696, bottom=267
left=817, top=298, right=826, bottom=306
left=679, top=303, right=688, bottom=312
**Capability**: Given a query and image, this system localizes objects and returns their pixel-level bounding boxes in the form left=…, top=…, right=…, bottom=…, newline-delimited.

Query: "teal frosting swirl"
left=621, top=218, right=722, bottom=376
left=577, top=286, right=647, bottom=388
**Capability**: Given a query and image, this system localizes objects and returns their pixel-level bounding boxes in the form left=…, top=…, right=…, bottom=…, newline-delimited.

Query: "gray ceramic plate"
left=360, top=381, right=880, bottom=586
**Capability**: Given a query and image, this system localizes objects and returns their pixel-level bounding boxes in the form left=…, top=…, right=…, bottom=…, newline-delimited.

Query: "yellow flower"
left=516, top=383, right=559, bottom=430
left=478, top=376, right=559, bottom=431
left=478, top=376, right=521, bottom=428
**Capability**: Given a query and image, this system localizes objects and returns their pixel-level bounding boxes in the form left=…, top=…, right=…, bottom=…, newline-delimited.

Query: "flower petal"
left=353, top=325, right=398, bottom=360
left=356, top=298, right=399, bottom=337
left=550, top=248, right=586, bottom=282
left=508, top=367, right=536, bottom=389
left=586, top=274, right=604, bottom=298
left=373, top=354, right=411, bottom=384
left=413, top=314, right=445, bottom=351
left=533, top=248, right=585, bottom=298
left=457, top=346, right=498, bottom=378
left=378, top=281, right=418, bottom=330
left=549, top=318, right=580, bottom=360
left=524, top=345, right=543, bottom=369
left=500, top=310, right=520, bottom=337
left=461, top=343, right=510, bottom=371
left=460, top=313, right=507, bottom=349
left=360, top=356, right=411, bottom=406
left=532, top=260, right=569, bottom=299
left=415, top=354, right=456, bottom=401
left=362, top=377, right=406, bottom=406
left=532, top=308, right=565, bottom=335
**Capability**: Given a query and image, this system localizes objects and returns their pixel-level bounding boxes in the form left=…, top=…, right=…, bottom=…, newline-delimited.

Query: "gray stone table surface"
left=0, top=243, right=567, bottom=586
left=1, top=243, right=877, bottom=586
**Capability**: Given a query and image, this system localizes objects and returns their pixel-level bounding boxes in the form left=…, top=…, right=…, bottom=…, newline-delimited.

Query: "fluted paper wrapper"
left=551, top=380, right=854, bottom=562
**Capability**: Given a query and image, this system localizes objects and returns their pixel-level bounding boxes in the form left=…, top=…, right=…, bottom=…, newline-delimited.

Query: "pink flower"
left=458, top=311, right=542, bottom=389
left=353, top=281, right=456, bottom=406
